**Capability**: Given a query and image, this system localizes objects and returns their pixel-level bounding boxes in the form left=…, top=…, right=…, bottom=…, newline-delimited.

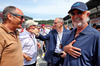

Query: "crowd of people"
left=0, top=1, right=100, bottom=66
left=92, top=23, right=100, bottom=31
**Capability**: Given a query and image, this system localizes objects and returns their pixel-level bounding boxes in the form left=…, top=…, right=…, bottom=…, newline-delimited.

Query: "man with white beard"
left=63, top=2, right=100, bottom=66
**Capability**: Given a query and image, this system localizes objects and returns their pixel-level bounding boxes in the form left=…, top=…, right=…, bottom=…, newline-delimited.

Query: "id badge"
left=59, top=44, right=62, bottom=49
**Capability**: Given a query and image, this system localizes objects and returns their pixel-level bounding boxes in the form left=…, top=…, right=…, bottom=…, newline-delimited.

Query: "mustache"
left=73, top=17, right=81, bottom=21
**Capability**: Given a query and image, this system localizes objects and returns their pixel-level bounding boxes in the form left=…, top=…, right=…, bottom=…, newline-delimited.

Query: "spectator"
left=32, top=18, right=71, bottom=66
left=37, top=27, right=44, bottom=58
left=64, top=24, right=69, bottom=30
left=92, top=23, right=97, bottom=29
left=68, top=26, right=71, bottom=30
left=40, top=24, right=50, bottom=53
left=19, top=20, right=41, bottom=66
left=96, top=25, right=100, bottom=31
left=63, top=2, right=100, bottom=66
left=0, top=6, right=25, bottom=66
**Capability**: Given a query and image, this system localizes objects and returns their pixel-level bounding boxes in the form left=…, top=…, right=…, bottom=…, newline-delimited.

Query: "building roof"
left=86, top=0, right=100, bottom=10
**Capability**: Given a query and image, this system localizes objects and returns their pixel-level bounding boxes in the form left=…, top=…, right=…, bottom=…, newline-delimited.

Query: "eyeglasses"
left=53, top=22, right=61, bottom=24
left=10, top=13, right=24, bottom=20
left=69, top=11, right=87, bottom=16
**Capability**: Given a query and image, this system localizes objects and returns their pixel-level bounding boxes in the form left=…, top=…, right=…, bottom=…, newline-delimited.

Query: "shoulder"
left=50, top=29, right=57, bottom=33
left=88, top=26, right=100, bottom=36
left=64, top=28, right=71, bottom=32
left=92, top=29, right=100, bottom=38
left=19, top=31, right=29, bottom=39
left=63, top=28, right=71, bottom=35
left=84, top=26, right=100, bottom=39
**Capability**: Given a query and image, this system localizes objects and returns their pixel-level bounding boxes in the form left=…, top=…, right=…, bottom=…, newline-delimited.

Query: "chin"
left=18, top=24, right=22, bottom=28
left=17, top=26, right=22, bottom=29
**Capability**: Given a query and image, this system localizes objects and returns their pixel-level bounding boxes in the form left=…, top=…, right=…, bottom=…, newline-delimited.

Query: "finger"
left=60, top=54, right=65, bottom=58
left=70, top=54, right=77, bottom=58
left=26, top=57, right=29, bottom=61
left=69, top=40, right=76, bottom=45
left=27, top=58, right=31, bottom=61
left=72, top=47, right=81, bottom=51
left=71, top=51, right=81, bottom=57
left=70, top=51, right=79, bottom=57
left=28, top=56, right=32, bottom=59
left=71, top=49, right=81, bottom=55
left=60, top=51, right=64, bottom=53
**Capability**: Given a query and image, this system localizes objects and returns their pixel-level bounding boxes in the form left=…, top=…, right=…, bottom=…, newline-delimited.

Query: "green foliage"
left=35, top=20, right=54, bottom=25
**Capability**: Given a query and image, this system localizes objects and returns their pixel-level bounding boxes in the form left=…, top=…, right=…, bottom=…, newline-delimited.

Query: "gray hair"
left=86, top=11, right=90, bottom=21
left=57, top=18, right=64, bottom=23
left=2, top=6, right=16, bottom=22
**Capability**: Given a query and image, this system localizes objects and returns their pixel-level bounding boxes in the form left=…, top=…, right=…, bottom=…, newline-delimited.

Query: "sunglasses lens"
left=21, top=16, right=24, bottom=20
left=70, top=12, right=75, bottom=16
left=77, top=11, right=82, bottom=15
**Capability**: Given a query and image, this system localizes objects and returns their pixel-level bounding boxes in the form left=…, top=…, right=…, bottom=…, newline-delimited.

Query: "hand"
left=60, top=51, right=66, bottom=58
left=63, top=40, right=81, bottom=58
left=29, top=29, right=39, bottom=36
left=37, top=42, right=41, bottom=49
left=23, top=53, right=32, bottom=61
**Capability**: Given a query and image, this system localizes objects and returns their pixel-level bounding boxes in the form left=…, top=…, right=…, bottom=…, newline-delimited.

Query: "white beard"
left=72, top=17, right=87, bottom=28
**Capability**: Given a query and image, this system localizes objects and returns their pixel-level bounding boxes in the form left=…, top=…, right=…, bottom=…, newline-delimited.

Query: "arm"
left=0, top=36, right=5, bottom=60
left=29, top=28, right=51, bottom=41
left=19, top=36, right=32, bottom=61
left=95, top=35, right=100, bottom=66
left=0, top=42, right=3, bottom=59
left=37, top=34, right=50, bottom=41
left=63, top=40, right=81, bottom=58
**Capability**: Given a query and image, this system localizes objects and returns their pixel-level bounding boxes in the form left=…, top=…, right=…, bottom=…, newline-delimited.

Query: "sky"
left=0, top=0, right=89, bottom=20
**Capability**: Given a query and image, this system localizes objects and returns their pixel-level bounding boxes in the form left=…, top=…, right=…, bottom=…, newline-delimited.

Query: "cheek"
left=71, top=16, right=74, bottom=20
left=71, top=17, right=75, bottom=22
left=81, top=14, right=86, bottom=20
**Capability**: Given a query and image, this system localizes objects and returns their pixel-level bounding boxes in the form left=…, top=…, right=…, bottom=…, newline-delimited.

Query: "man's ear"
left=87, top=11, right=90, bottom=17
left=7, top=13, right=13, bottom=20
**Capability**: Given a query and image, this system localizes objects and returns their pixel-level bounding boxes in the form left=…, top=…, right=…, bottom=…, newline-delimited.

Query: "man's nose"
left=22, top=18, right=25, bottom=22
left=74, top=14, right=79, bottom=18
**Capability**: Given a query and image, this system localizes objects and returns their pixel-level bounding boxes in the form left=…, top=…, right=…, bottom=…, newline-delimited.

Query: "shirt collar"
left=57, top=28, right=64, bottom=34
left=80, top=24, right=94, bottom=34
left=73, top=25, right=95, bottom=35
left=24, top=29, right=32, bottom=35
left=0, top=23, right=19, bottom=35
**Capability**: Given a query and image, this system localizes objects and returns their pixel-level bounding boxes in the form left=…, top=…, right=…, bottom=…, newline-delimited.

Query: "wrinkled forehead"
left=54, top=18, right=59, bottom=22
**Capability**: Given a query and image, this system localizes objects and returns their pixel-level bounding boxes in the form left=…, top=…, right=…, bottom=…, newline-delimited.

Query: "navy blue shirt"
left=63, top=25, right=100, bottom=66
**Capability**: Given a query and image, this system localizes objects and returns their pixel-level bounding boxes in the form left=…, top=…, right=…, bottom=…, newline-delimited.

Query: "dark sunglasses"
left=69, top=11, right=87, bottom=16
left=10, top=13, right=24, bottom=20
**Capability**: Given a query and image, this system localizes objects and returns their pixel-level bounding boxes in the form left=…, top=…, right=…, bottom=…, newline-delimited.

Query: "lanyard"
left=57, top=33, right=62, bottom=44
left=57, top=33, right=63, bottom=49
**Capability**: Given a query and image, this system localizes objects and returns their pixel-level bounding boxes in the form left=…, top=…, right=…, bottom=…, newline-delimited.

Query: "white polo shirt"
left=19, top=30, right=37, bottom=65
